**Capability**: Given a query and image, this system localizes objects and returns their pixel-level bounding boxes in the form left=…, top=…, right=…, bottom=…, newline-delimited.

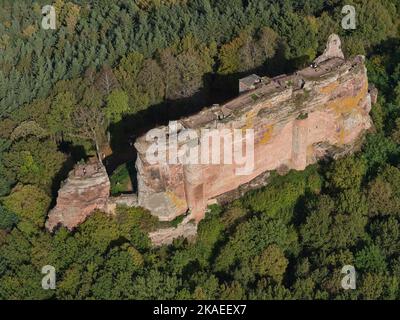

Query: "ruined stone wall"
left=149, top=216, right=198, bottom=246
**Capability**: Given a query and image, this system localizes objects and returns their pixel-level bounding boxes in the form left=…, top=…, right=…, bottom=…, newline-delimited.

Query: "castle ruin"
left=46, top=35, right=376, bottom=245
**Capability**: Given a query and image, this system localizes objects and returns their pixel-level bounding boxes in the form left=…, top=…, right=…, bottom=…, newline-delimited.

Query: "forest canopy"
left=1, top=0, right=400, bottom=300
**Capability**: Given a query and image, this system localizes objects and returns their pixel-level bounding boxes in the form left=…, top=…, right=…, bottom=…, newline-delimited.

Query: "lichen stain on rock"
left=259, top=124, right=274, bottom=144
left=320, top=81, right=339, bottom=95
left=327, top=80, right=369, bottom=115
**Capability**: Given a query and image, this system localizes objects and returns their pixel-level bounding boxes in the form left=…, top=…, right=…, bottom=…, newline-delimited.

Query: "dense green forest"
left=1, top=0, right=400, bottom=299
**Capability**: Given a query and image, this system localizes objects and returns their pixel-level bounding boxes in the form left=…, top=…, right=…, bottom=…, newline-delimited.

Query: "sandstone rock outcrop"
left=46, top=159, right=111, bottom=231
left=314, top=34, right=344, bottom=65
left=46, top=159, right=138, bottom=231
left=135, top=34, right=374, bottom=224
left=47, top=34, right=376, bottom=246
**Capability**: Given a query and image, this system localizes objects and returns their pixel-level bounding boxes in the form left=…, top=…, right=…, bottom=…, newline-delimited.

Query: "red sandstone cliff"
left=46, top=34, right=375, bottom=246
left=134, top=34, right=374, bottom=224
left=46, top=160, right=111, bottom=231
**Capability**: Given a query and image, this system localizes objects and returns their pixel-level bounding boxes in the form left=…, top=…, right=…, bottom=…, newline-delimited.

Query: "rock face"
left=47, top=34, right=376, bottom=246
left=314, top=34, right=344, bottom=65
left=46, top=160, right=111, bottom=231
left=135, top=34, right=375, bottom=224
left=46, top=160, right=139, bottom=231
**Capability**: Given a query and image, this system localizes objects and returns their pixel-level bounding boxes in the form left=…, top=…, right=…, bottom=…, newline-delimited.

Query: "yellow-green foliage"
left=3, top=185, right=50, bottom=230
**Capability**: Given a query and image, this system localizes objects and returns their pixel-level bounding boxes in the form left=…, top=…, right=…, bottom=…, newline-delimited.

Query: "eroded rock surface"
left=46, top=160, right=111, bottom=231
left=47, top=35, right=376, bottom=246
left=135, top=34, right=375, bottom=224
left=314, top=34, right=345, bottom=65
